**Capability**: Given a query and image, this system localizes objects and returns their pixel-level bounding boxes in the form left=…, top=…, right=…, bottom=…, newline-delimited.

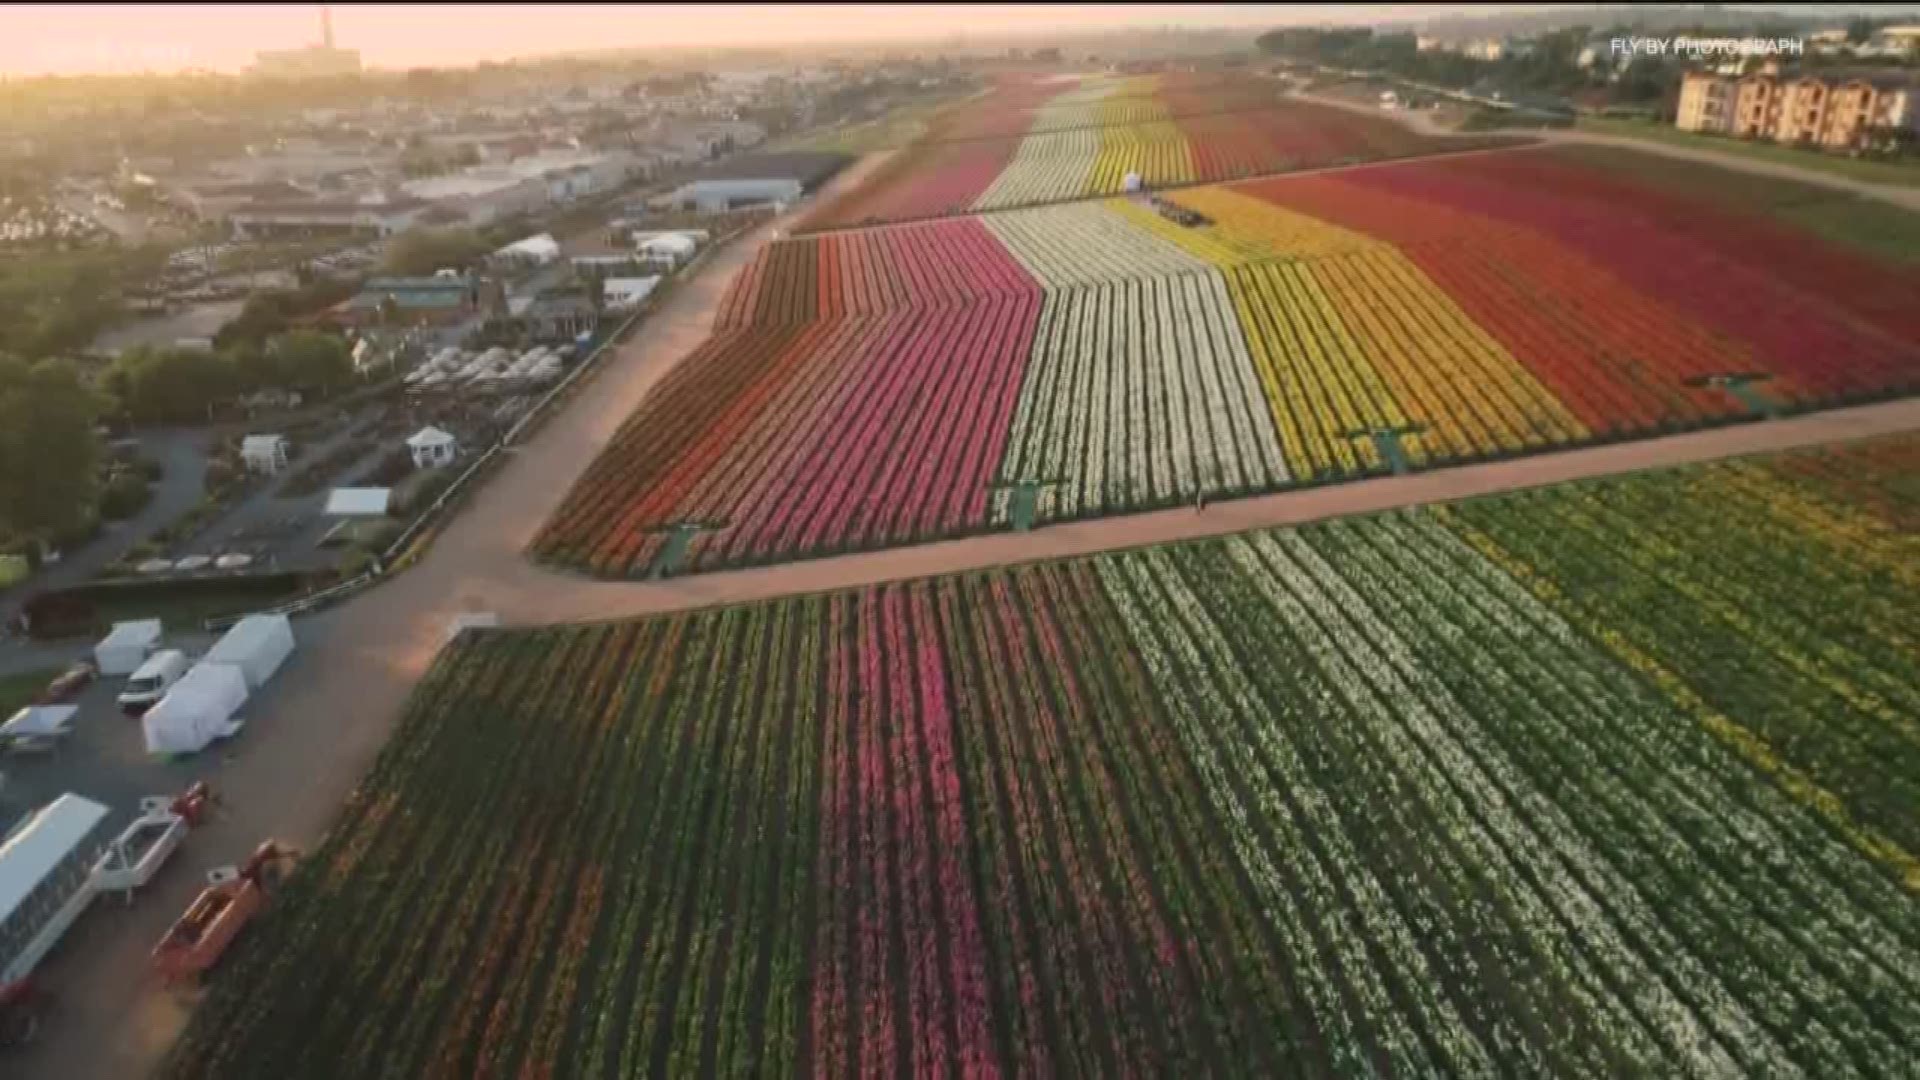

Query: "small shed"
left=637, top=232, right=698, bottom=270
left=324, top=487, right=392, bottom=517
left=94, top=619, right=162, bottom=676
left=406, top=426, right=458, bottom=469
left=602, top=276, right=660, bottom=310
left=241, top=434, right=289, bottom=475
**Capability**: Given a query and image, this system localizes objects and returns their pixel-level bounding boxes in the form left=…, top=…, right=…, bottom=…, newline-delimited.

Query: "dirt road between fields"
left=14, top=130, right=1919, bottom=1080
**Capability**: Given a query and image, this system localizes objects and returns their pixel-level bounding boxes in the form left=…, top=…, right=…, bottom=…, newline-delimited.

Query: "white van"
left=119, top=649, right=189, bottom=716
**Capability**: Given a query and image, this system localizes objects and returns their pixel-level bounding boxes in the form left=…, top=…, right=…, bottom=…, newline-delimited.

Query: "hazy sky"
left=0, top=4, right=1911, bottom=77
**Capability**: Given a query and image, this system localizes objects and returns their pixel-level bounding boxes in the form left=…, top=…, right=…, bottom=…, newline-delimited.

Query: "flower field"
left=804, top=72, right=1494, bottom=228
left=533, top=143, right=1919, bottom=578
left=167, top=434, right=1920, bottom=1077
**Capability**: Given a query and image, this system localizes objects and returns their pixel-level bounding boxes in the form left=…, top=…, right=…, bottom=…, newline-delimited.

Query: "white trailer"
left=203, top=614, right=295, bottom=690
left=89, top=787, right=211, bottom=901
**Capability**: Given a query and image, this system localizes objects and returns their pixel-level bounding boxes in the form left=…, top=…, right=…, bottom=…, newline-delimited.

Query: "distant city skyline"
left=1, top=3, right=1917, bottom=77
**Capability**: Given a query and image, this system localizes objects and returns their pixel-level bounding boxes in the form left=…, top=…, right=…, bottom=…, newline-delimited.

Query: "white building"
left=637, top=232, right=699, bottom=270
left=406, top=427, right=458, bottom=469
left=602, top=276, right=661, bottom=310
left=490, top=233, right=561, bottom=269
left=241, top=434, right=289, bottom=475
left=400, top=171, right=548, bottom=229
left=655, top=178, right=802, bottom=214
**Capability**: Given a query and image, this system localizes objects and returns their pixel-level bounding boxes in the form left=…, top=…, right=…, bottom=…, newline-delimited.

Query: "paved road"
left=1294, top=89, right=1920, bottom=212
left=14, top=141, right=1920, bottom=1079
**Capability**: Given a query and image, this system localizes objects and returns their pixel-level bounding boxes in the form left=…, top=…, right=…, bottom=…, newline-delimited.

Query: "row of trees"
left=0, top=243, right=169, bottom=358
left=0, top=355, right=104, bottom=554
left=0, top=326, right=357, bottom=556
left=106, top=330, right=354, bottom=425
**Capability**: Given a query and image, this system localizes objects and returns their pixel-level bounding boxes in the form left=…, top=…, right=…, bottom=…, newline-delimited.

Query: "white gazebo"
left=405, top=426, right=458, bottom=469
left=241, top=434, right=289, bottom=475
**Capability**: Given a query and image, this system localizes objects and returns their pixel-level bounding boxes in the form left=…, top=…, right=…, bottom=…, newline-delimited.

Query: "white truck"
left=118, top=649, right=189, bottom=717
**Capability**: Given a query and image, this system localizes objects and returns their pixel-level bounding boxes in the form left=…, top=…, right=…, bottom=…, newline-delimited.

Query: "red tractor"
left=152, top=841, right=298, bottom=988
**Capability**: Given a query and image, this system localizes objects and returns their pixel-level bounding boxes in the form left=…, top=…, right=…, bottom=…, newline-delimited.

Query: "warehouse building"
left=653, top=151, right=850, bottom=213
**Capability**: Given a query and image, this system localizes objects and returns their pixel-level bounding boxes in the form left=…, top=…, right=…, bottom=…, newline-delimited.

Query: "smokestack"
left=321, top=4, right=334, bottom=49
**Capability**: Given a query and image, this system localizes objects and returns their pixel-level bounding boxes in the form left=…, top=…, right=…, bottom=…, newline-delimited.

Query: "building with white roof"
left=241, top=434, right=289, bottom=475
left=406, top=426, right=459, bottom=469
left=324, top=487, right=392, bottom=516
left=602, top=276, right=661, bottom=310
left=490, top=233, right=561, bottom=269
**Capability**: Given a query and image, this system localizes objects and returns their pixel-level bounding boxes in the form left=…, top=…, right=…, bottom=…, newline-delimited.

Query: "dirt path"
left=15, top=131, right=1920, bottom=1079
left=1294, top=89, right=1920, bottom=213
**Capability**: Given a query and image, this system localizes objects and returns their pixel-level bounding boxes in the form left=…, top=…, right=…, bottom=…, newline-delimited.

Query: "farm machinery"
left=151, top=839, right=299, bottom=988
left=0, top=783, right=217, bottom=1049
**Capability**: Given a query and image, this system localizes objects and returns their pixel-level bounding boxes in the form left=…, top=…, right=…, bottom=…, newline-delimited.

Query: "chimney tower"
left=321, top=4, right=334, bottom=49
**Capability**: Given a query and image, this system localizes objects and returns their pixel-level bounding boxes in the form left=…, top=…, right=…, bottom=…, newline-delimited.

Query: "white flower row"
left=1334, top=516, right=1886, bottom=1070
left=1129, top=547, right=1499, bottom=1075
left=1094, top=555, right=1378, bottom=1074
left=1252, top=530, right=1792, bottom=1076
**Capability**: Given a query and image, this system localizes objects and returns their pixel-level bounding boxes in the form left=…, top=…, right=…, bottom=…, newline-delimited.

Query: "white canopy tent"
left=602, top=276, right=660, bottom=310
left=1, top=705, right=80, bottom=749
left=94, top=619, right=162, bottom=675
left=241, top=434, right=289, bottom=475
left=325, top=487, right=392, bottom=517
left=142, top=662, right=248, bottom=755
left=406, top=426, right=458, bottom=469
left=204, top=614, right=295, bottom=690
left=491, top=233, right=561, bottom=266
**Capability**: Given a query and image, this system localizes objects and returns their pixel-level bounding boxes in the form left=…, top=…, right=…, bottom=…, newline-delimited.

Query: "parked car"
left=35, top=659, right=97, bottom=704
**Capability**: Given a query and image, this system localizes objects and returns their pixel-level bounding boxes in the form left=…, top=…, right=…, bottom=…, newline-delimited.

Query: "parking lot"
left=2, top=630, right=219, bottom=840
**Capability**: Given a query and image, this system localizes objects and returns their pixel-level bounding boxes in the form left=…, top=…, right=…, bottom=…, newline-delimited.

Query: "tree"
left=381, top=228, right=492, bottom=276
left=105, top=345, right=241, bottom=424
left=0, top=355, right=104, bottom=551
left=260, top=330, right=353, bottom=396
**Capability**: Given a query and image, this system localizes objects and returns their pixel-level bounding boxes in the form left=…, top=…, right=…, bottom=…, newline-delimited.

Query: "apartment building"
left=1680, top=67, right=1919, bottom=150
left=1676, top=71, right=1739, bottom=134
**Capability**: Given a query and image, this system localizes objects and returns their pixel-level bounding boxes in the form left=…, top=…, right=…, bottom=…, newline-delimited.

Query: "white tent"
left=637, top=233, right=697, bottom=268
left=1, top=705, right=79, bottom=743
left=325, top=487, right=392, bottom=517
left=602, top=276, right=660, bottom=310
left=204, top=614, right=295, bottom=690
left=241, top=434, right=289, bottom=475
left=406, top=426, right=459, bottom=469
left=491, top=233, right=560, bottom=266
left=142, top=662, right=248, bottom=755
left=446, top=611, right=500, bottom=642
left=94, top=619, right=162, bottom=675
